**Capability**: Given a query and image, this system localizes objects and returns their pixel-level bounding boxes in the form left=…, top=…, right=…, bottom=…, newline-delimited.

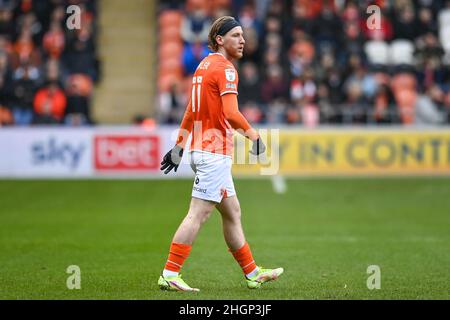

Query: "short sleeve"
left=215, top=63, right=239, bottom=96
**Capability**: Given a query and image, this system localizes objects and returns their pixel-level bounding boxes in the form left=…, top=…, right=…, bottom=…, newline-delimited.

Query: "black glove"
left=160, top=145, right=184, bottom=174
left=249, top=138, right=266, bottom=155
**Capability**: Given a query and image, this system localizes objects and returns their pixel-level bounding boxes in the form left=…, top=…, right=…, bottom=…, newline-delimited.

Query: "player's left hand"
left=249, top=138, right=266, bottom=155
left=160, top=145, right=184, bottom=174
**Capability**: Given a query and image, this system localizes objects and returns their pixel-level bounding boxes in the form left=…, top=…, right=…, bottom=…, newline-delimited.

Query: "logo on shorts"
left=225, top=68, right=235, bottom=82
left=193, top=186, right=207, bottom=193
left=195, top=176, right=199, bottom=185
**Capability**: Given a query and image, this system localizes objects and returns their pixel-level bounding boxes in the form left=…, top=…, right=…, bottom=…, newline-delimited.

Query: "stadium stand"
left=157, top=0, right=450, bottom=126
left=0, top=0, right=99, bottom=126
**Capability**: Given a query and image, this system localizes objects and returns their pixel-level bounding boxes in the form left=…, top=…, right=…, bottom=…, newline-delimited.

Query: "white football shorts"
left=189, top=151, right=236, bottom=203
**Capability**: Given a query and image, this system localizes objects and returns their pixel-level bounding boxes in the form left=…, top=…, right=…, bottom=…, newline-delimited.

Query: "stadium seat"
left=159, top=10, right=183, bottom=28
left=186, top=0, right=209, bottom=12
left=390, top=40, right=415, bottom=65
left=438, top=8, right=450, bottom=28
left=160, top=25, right=182, bottom=42
left=209, top=0, right=231, bottom=12
left=364, top=41, right=390, bottom=65
left=159, top=41, right=183, bottom=60
left=439, top=25, right=450, bottom=53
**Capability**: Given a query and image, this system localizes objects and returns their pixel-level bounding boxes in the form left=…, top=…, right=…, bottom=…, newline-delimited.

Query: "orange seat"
left=159, top=56, right=182, bottom=71
left=158, top=73, right=182, bottom=92
left=159, top=41, right=183, bottom=59
left=159, top=10, right=183, bottom=28
left=160, top=26, right=182, bottom=42
left=186, top=0, right=208, bottom=12
left=209, top=0, right=231, bottom=12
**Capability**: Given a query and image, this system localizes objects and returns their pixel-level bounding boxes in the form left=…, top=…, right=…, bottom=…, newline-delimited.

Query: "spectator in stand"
left=288, top=32, right=315, bottom=78
left=261, top=63, right=289, bottom=104
left=316, top=82, right=335, bottom=123
left=0, top=104, right=13, bottom=125
left=417, top=57, right=447, bottom=91
left=157, top=0, right=450, bottom=127
left=339, top=20, right=365, bottom=66
left=32, top=80, right=66, bottom=124
left=42, top=57, right=67, bottom=85
left=311, top=4, right=341, bottom=53
left=241, top=101, right=264, bottom=124
left=64, top=73, right=93, bottom=124
left=373, top=83, right=399, bottom=124
left=180, top=2, right=211, bottom=44
left=290, top=67, right=317, bottom=106
left=0, top=0, right=99, bottom=127
left=266, top=98, right=288, bottom=124
left=0, top=5, right=15, bottom=37
left=42, top=20, right=65, bottom=59
left=11, top=27, right=41, bottom=68
left=63, top=23, right=97, bottom=81
left=182, top=36, right=209, bottom=75
left=342, top=80, right=369, bottom=124
left=263, top=47, right=280, bottom=67
left=239, top=26, right=261, bottom=64
left=325, top=67, right=345, bottom=106
left=443, top=91, right=450, bottom=123
left=417, top=7, right=438, bottom=36
left=11, top=62, right=39, bottom=125
left=238, top=61, right=261, bottom=105
left=315, top=50, right=335, bottom=83
left=0, top=49, right=12, bottom=102
left=289, top=2, right=315, bottom=42
left=158, top=81, right=188, bottom=124
left=261, top=14, right=282, bottom=42
left=0, top=50, right=13, bottom=125
left=237, top=2, right=262, bottom=36
left=414, top=32, right=445, bottom=70
left=415, top=85, right=447, bottom=124
left=393, top=5, right=419, bottom=40
left=15, top=12, right=43, bottom=45
left=344, top=65, right=377, bottom=102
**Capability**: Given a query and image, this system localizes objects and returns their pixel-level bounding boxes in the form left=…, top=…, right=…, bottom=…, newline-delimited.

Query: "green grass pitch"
left=0, top=178, right=449, bottom=300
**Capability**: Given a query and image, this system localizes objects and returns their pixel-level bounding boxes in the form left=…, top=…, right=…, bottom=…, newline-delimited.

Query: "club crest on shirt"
left=225, top=68, right=236, bottom=82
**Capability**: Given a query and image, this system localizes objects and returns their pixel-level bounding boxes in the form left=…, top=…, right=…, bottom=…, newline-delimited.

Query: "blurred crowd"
left=157, top=0, right=450, bottom=126
left=0, top=0, right=99, bottom=126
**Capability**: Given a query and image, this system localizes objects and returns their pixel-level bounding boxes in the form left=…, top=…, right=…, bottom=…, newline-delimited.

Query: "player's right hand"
left=160, top=145, right=184, bottom=174
left=249, top=138, right=266, bottom=155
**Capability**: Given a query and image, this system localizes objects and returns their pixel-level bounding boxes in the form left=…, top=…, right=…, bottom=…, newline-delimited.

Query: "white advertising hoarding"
left=0, top=128, right=92, bottom=177
left=0, top=127, right=194, bottom=178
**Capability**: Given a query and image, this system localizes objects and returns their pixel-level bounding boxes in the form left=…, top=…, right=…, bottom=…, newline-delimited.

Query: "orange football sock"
left=164, top=242, right=192, bottom=273
left=230, top=242, right=257, bottom=275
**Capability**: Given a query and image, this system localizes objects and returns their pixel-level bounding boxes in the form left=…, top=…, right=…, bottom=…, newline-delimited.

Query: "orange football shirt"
left=189, top=53, right=239, bottom=156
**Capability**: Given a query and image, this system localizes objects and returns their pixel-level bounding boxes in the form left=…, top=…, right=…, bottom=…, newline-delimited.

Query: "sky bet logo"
left=31, top=137, right=86, bottom=170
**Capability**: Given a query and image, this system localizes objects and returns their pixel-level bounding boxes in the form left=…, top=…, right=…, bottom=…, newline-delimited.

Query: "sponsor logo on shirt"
left=226, top=83, right=237, bottom=89
left=225, top=68, right=236, bottom=82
